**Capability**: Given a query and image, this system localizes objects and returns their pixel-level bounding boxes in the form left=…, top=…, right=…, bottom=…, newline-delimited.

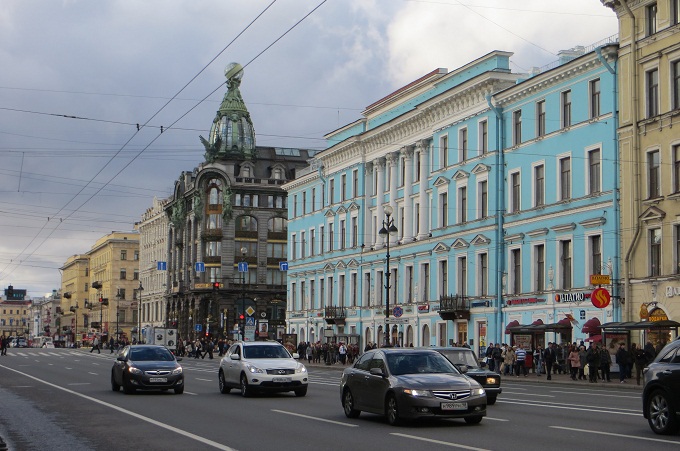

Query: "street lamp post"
left=115, top=290, right=121, bottom=348
left=240, top=247, right=247, bottom=341
left=69, top=302, right=79, bottom=348
left=378, top=205, right=398, bottom=347
left=137, top=281, right=144, bottom=344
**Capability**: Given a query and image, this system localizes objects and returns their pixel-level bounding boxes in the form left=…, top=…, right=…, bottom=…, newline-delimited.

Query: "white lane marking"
left=484, top=417, right=510, bottom=422
left=67, top=383, right=91, bottom=386
left=549, top=390, right=640, bottom=399
left=0, top=363, right=236, bottom=451
left=499, top=399, right=641, bottom=416
left=12, top=385, right=33, bottom=388
left=65, top=367, right=72, bottom=370
left=195, top=378, right=212, bottom=382
left=88, top=372, right=98, bottom=376
left=390, top=433, right=491, bottom=450
left=184, top=391, right=198, bottom=396
left=550, top=426, right=680, bottom=445
left=272, top=409, right=358, bottom=427
left=48, top=363, right=53, bottom=366
left=501, top=391, right=555, bottom=397
left=92, top=363, right=100, bottom=366
left=500, top=397, right=640, bottom=412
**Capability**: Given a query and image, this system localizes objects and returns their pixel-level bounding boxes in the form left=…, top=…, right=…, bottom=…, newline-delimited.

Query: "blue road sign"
left=195, top=262, right=205, bottom=272
left=393, top=306, right=403, bottom=318
left=238, top=262, right=249, bottom=272
left=245, top=317, right=255, bottom=326
left=279, top=261, right=288, bottom=271
left=195, top=324, right=202, bottom=332
left=157, top=261, right=167, bottom=271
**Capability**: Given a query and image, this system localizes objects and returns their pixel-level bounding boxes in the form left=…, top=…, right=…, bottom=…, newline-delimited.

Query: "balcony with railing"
left=324, top=306, right=346, bottom=325
left=437, top=295, right=470, bottom=320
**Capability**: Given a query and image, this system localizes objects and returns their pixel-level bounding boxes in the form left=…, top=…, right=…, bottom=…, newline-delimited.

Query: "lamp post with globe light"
left=378, top=205, right=398, bottom=347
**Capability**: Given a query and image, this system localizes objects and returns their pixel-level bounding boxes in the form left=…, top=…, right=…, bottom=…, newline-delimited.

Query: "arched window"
left=236, top=215, right=258, bottom=232
left=207, top=178, right=223, bottom=206
left=268, top=217, right=287, bottom=233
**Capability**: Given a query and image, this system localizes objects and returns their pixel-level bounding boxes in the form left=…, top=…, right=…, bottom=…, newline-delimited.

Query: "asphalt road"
left=0, top=348, right=679, bottom=451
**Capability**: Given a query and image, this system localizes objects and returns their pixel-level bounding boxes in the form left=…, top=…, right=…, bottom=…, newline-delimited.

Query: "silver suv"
left=218, top=341, right=309, bottom=397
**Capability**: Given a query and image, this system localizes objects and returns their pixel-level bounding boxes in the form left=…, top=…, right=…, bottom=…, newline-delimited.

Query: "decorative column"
left=417, top=140, right=430, bottom=239
left=374, top=157, right=386, bottom=247
left=387, top=152, right=399, bottom=246
left=365, top=161, right=374, bottom=246
left=402, top=146, right=415, bottom=242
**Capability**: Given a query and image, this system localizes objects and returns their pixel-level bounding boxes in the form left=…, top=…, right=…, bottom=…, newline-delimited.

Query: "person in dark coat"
left=600, top=346, right=612, bottom=382
left=644, top=341, right=657, bottom=362
left=543, top=342, right=557, bottom=380
left=633, top=343, right=647, bottom=385
left=586, top=343, right=601, bottom=383
left=616, top=343, right=629, bottom=383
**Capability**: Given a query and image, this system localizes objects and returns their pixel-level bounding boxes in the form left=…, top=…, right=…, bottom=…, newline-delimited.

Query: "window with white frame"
left=673, top=60, right=680, bottom=110
left=647, top=2, right=658, bottom=36
left=339, top=220, right=346, bottom=250
left=338, top=275, right=345, bottom=307
left=511, top=248, right=521, bottom=294
left=675, top=225, right=680, bottom=274
left=439, top=260, right=448, bottom=298
left=590, top=78, right=601, bottom=118
left=363, top=272, right=371, bottom=307
left=513, top=110, right=522, bottom=146
left=559, top=157, right=571, bottom=200
left=439, top=192, right=448, bottom=227
left=352, top=169, right=359, bottom=198
left=478, top=180, right=488, bottom=219
left=650, top=228, right=661, bottom=277
left=351, top=216, right=358, bottom=248
left=647, top=68, right=659, bottom=118
left=415, top=150, right=421, bottom=182
left=291, top=233, right=297, bottom=260
left=561, top=90, right=572, bottom=128
left=590, top=235, right=602, bottom=275
left=458, top=256, right=467, bottom=295
left=459, top=128, right=468, bottom=162
left=510, top=172, right=520, bottom=213
left=329, top=222, right=335, bottom=252
left=648, top=149, right=661, bottom=198
left=674, top=144, right=680, bottom=193
left=478, top=253, right=488, bottom=296
left=327, top=276, right=334, bottom=307
left=534, top=243, right=545, bottom=292
left=534, top=164, right=545, bottom=207
left=350, top=273, right=357, bottom=307
left=479, top=120, right=488, bottom=154
left=673, top=0, right=680, bottom=25
left=320, top=225, right=325, bottom=254
left=341, top=174, right=347, bottom=201
left=302, top=191, right=307, bottom=215
left=422, top=263, right=430, bottom=302
left=588, top=148, right=601, bottom=194
left=536, top=100, right=546, bottom=137
left=458, top=186, right=467, bottom=223
left=406, top=266, right=413, bottom=303
left=300, top=231, right=306, bottom=259
left=560, top=239, right=572, bottom=289
left=440, top=134, right=448, bottom=168
left=319, top=277, right=325, bottom=307
left=329, top=179, right=335, bottom=205
left=310, top=229, right=315, bottom=256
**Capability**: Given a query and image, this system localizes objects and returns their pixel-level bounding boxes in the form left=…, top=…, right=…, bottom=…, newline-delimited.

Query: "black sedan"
left=340, top=348, right=486, bottom=426
left=111, top=345, right=184, bottom=395
left=430, top=347, right=502, bottom=404
left=643, top=339, right=680, bottom=434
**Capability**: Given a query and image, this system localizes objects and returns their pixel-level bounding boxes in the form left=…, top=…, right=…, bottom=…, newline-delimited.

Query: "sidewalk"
left=302, top=359, right=643, bottom=391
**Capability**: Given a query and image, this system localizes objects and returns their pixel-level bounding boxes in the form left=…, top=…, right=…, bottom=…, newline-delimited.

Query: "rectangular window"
left=120, top=268, right=127, bottom=280
left=674, top=0, right=680, bottom=25
left=439, top=260, right=448, bottom=297
left=302, top=192, right=307, bottom=215
left=479, top=253, right=488, bottom=296
left=511, top=172, right=520, bottom=213
left=340, top=220, right=346, bottom=250
left=459, top=256, right=467, bottom=295
left=513, top=110, right=522, bottom=145
left=560, top=157, right=571, bottom=200
left=647, top=2, right=658, bottom=36
left=300, top=231, right=306, bottom=258
left=341, top=174, right=347, bottom=201
left=511, top=249, right=521, bottom=294
left=291, top=234, right=297, bottom=259
left=561, top=90, right=572, bottom=128
left=647, top=69, right=659, bottom=118
left=440, top=135, right=448, bottom=168
left=406, top=266, right=413, bottom=303
left=459, top=186, right=467, bottom=223
left=439, top=192, right=448, bottom=227
left=320, top=225, right=325, bottom=254
left=459, top=128, right=468, bottom=161
left=588, top=149, right=601, bottom=194
left=134, top=251, right=139, bottom=261
left=648, top=150, right=660, bottom=198
left=590, top=78, right=601, bottom=118
left=329, top=223, right=334, bottom=252
left=327, top=276, right=333, bottom=307
left=310, top=229, right=316, bottom=256
left=535, top=244, right=545, bottom=292
left=120, top=250, right=127, bottom=261
left=676, top=225, right=680, bottom=274
left=479, top=180, right=488, bottom=218
left=293, top=195, right=298, bottom=217
left=415, top=151, right=421, bottom=182
left=422, top=263, right=430, bottom=302
left=363, top=273, right=371, bottom=307
left=311, top=188, right=316, bottom=212
left=674, top=145, right=680, bottom=193
left=352, top=170, right=358, bottom=198
left=590, top=235, right=602, bottom=275
left=536, top=100, right=546, bottom=137
left=650, top=228, right=661, bottom=276
left=329, top=179, right=335, bottom=205
left=673, top=61, right=680, bottom=110
left=534, top=164, right=545, bottom=207
left=351, top=217, right=358, bottom=248
left=560, top=240, right=572, bottom=289
left=479, top=120, right=488, bottom=154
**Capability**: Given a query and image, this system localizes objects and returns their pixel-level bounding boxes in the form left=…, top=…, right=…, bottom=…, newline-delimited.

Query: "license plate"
left=441, top=402, right=468, bottom=411
left=272, top=377, right=292, bottom=383
left=149, top=377, right=167, bottom=383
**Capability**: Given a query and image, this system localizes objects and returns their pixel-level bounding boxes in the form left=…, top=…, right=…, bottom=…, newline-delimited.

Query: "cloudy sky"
left=0, top=0, right=618, bottom=298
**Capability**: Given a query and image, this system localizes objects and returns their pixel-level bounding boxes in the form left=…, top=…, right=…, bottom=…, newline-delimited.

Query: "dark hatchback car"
left=340, top=348, right=486, bottom=426
left=643, top=339, right=680, bottom=434
left=111, top=345, right=184, bottom=395
left=430, top=347, right=502, bottom=405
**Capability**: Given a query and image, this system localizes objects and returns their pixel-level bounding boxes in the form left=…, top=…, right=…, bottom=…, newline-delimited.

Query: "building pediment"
left=579, top=216, right=606, bottom=229
left=336, top=261, right=347, bottom=270
left=526, top=228, right=549, bottom=237
left=323, top=262, right=336, bottom=271
left=452, top=170, right=469, bottom=181
left=336, top=206, right=348, bottom=214
left=640, top=206, right=666, bottom=223
left=452, top=238, right=470, bottom=249
left=433, top=242, right=450, bottom=253
left=471, top=163, right=491, bottom=175
left=347, top=259, right=360, bottom=268
left=551, top=222, right=576, bottom=233
left=471, top=234, right=491, bottom=246
left=504, top=232, right=524, bottom=243
left=433, top=176, right=450, bottom=187
left=348, top=202, right=360, bottom=211
left=324, top=209, right=336, bottom=218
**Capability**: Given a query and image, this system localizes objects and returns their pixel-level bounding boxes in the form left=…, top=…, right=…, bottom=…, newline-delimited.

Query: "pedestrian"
left=568, top=345, right=580, bottom=380
left=616, top=342, right=629, bottom=383
left=485, top=343, right=495, bottom=371
left=90, top=336, right=100, bottom=354
left=578, top=345, right=587, bottom=380
left=543, top=343, right=557, bottom=380
left=504, top=345, right=515, bottom=375
left=633, top=343, right=647, bottom=385
left=644, top=341, right=657, bottom=363
left=533, top=346, right=544, bottom=376
left=109, top=337, right=115, bottom=354
left=306, top=343, right=313, bottom=364
left=0, top=336, right=8, bottom=355
left=586, top=343, right=600, bottom=383
left=600, top=346, right=612, bottom=382
left=338, top=342, right=347, bottom=365
left=515, top=345, right=527, bottom=377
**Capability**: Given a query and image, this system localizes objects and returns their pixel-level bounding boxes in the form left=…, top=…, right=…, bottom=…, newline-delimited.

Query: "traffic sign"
left=195, top=324, right=202, bottom=332
left=157, top=261, right=167, bottom=271
left=392, top=306, right=403, bottom=318
left=245, top=317, right=255, bottom=326
left=591, top=287, right=611, bottom=309
left=238, top=262, right=249, bottom=272
left=246, top=306, right=255, bottom=317
left=385, top=318, right=408, bottom=324
left=590, top=274, right=610, bottom=285
left=279, top=261, right=288, bottom=271
left=195, top=262, right=205, bottom=272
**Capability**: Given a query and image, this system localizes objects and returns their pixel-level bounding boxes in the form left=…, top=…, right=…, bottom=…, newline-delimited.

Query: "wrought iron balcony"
left=324, top=306, right=346, bottom=324
left=437, top=295, right=470, bottom=320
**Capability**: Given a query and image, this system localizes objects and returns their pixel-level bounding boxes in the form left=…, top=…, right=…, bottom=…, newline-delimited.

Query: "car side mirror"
left=175, top=357, right=182, bottom=362
left=292, top=353, right=300, bottom=359
left=369, top=367, right=386, bottom=377
left=456, top=364, right=468, bottom=374
left=230, top=354, right=241, bottom=360
left=116, top=356, right=126, bottom=362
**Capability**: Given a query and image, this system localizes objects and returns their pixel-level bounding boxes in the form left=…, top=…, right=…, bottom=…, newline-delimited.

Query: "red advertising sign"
left=591, top=287, right=611, bottom=309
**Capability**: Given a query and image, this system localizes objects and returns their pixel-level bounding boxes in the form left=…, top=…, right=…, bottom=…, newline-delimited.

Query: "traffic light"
left=91, top=281, right=102, bottom=290
left=7, top=285, right=13, bottom=298
left=212, top=282, right=220, bottom=290
left=239, top=314, right=245, bottom=321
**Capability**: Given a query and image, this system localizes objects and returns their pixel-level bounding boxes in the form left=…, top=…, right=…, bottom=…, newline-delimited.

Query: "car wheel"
left=648, top=390, right=679, bottom=435
left=464, top=415, right=484, bottom=425
left=294, top=386, right=308, bottom=397
left=385, top=394, right=401, bottom=426
left=342, top=388, right=361, bottom=418
left=111, top=371, right=120, bottom=392
left=174, top=386, right=184, bottom=395
left=219, top=370, right=231, bottom=394
left=123, top=375, right=135, bottom=395
left=240, top=373, right=252, bottom=398
left=487, top=396, right=497, bottom=405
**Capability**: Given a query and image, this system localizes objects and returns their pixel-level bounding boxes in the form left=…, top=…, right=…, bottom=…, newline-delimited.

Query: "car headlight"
left=246, top=364, right=265, bottom=374
left=403, top=389, right=432, bottom=397
left=486, top=377, right=498, bottom=385
left=471, top=387, right=486, bottom=396
left=296, top=363, right=307, bottom=373
left=128, top=366, right=143, bottom=375
left=171, top=367, right=183, bottom=376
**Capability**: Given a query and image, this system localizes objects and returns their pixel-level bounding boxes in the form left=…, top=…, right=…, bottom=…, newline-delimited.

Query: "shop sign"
left=417, top=304, right=430, bottom=313
left=290, top=313, right=304, bottom=318
left=471, top=301, right=490, bottom=308
left=346, top=309, right=358, bottom=317
left=591, top=288, right=611, bottom=309
left=555, top=292, right=591, bottom=303
left=666, top=287, right=680, bottom=298
left=507, top=297, right=545, bottom=306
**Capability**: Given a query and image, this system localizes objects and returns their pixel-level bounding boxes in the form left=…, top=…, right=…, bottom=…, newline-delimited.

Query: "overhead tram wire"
left=0, top=1, right=280, bottom=282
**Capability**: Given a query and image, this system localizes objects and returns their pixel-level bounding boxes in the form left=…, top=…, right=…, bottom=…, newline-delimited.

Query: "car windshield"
left=244, top=345, right=291, bottom=359
left=130, top=347, right=175, bottom=362
left=386, top=352, right=457, bottom=375
left=438, top=350, right=480, bottom=368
